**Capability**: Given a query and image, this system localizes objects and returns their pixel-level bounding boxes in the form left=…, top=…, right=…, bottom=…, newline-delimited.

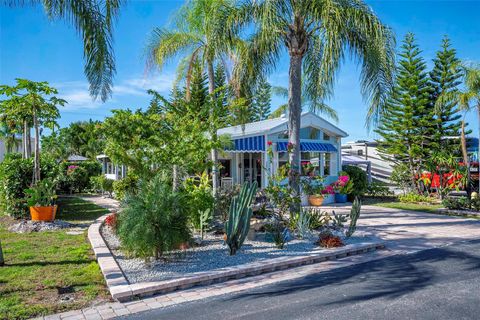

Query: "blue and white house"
left=216, top=112, right=348, bottom=189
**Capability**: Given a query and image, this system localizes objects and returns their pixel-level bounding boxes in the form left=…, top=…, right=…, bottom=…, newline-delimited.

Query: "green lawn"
left=363, top=196, right=443, bottom=213
left=0, top=197, right=110, bottom=320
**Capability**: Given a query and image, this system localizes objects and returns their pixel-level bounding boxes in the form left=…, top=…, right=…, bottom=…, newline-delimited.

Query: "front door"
left=243, top=153, right=262, bottom=188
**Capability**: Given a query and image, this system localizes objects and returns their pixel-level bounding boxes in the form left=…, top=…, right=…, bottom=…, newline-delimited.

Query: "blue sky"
left=1, top=0, right=479, bottom=142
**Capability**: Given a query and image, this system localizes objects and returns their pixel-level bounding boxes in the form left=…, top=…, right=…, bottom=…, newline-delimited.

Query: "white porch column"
left=320, top=153, right=325, bottom=177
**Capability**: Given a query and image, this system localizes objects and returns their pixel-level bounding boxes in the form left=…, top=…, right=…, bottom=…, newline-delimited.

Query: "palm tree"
left=230, top=0, right=395, bottom=199
left=146, top=0, right=237, bottom=196
left=437, top=63, right=480, bottom=191
left=269, top=86, right=338, bottom=121
left=3, top=0, right=121, bottom=101
left=0, top=124, right=21, bottom=154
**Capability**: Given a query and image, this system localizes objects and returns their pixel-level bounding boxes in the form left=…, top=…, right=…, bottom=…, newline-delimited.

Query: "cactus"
left=225, top=182, right=257, bottom=255
left=346, top=196, right=362, bottom=238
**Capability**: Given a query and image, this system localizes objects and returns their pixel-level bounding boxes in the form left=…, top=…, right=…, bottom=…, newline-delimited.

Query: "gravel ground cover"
left=101, top=225, right=377, bottom=284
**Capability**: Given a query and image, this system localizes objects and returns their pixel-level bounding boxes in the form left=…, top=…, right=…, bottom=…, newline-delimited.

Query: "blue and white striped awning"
left=225, top=135, right=265, bottom=152
left=277, top=141, right=337, bottom=152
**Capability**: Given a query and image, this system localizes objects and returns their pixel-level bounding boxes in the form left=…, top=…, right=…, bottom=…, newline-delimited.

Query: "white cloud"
left=54, top=72, right=176, bottom=110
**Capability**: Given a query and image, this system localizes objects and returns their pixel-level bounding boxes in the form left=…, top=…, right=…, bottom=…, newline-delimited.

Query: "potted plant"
left=25, top=179, right=58, bottom=221
left=332, top=175, right=353, bottom=203
left=302, top=176, right=325, bottom=206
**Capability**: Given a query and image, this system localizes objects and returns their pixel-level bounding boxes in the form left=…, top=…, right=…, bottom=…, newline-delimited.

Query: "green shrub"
left=398, top=192, right=436, bottom=204
left=442, top=197, right=469, bottom=210
left=90, top=175, right=114, bottom=196
left=391, top=163, right=414, bottom=193
left=342, top=165, right=368, bottom=197
left=113, top=174, right=139, bottom=200
left=56, top=161, right=101, bottom=194
left=117, top=175, right=191, bottom=259
left=366, top=181, right=394, bottom=197
left=0, top=154, right=58, bottom=218
left=183, top=173, right=214, bottom=229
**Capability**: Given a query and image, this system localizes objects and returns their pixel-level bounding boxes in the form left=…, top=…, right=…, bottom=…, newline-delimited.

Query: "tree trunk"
left=207, top=60, right=219, bottom=198
left=0, top=240, right=4, bottom=266
left=477, top=105, right=480, bottom=193
left=33, top=109, right=41, bottom=184
left=26, top=122, right=32, bottom=159
left=287, top=53, right=303, bottom=207
left=172, top=164, right=179, bottom=192
left=22, top=120, right=30, bottom=159
left=460, top=120, right=471, bottom=199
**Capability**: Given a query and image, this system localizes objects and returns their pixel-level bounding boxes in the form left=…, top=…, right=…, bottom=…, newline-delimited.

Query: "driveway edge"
left=88, top=213, right=385, bottom=302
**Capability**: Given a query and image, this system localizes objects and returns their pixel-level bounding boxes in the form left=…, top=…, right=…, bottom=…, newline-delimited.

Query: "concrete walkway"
left=34, top=203, right=480, bottom=320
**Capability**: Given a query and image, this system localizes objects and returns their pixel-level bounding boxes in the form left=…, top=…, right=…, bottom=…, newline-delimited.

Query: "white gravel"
left=101, top=225, right=376, bottom=284
left=8, top=220, right=74, bottom=233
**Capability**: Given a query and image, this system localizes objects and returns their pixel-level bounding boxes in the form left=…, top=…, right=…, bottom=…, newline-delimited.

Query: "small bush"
left=56, top=161, right=101, bottom=194
left=442, top=197, right=469, bottom=210
left=0, top=154, right=58, bottom=218
left=316, top=230, right=343, bottom=248
left=90, top=175, right=114, bottom=196
left=399, top=192, right=436, bottom=204
left=105, top=212, right=118, bottom=230
left=342, top=165, right=368, bottom=197
left=183, top=173, right=214, bottom=230
left=113, top=174, right=139, bottom=200
left=117, top=175, right=191, bottom=259
left=366, top=181, right=393, bottom=197
left=215, top=185, right=240, bottom=222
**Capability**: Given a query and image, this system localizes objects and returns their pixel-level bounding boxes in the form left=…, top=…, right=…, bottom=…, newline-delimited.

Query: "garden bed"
left=436, top=208, right=480, bottom=218
left=101, top=224, right=380, bottom=284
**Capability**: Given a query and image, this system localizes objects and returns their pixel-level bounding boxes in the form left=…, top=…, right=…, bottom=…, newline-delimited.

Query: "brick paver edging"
left=88, top=213, right=385, bottom=302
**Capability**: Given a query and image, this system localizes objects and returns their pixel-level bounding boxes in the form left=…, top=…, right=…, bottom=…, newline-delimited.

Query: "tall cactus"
left=225, top=182, right=257, bottom=255
left=346, top=196, right=362, bottom=238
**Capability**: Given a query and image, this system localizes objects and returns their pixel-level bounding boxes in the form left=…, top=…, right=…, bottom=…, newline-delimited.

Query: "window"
left=301, top=152, right=320, bottom=176
left=323, top=153, right=331, bottom=176
left=357, top=150, right=363, bottom=156
left=323, top=132, right=330, bottom=141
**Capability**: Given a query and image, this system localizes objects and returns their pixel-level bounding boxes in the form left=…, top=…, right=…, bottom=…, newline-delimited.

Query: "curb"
left=88, top=213, right=385, bottom=302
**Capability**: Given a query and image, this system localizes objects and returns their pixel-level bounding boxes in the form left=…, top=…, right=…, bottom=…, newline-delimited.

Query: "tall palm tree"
left=230, top=0, right=395, bottom=199
left=437, top=63, right=480, bottom=190
left=146, top=0, right=237, bottom=196
left=3, top=0, right=121, bottom=101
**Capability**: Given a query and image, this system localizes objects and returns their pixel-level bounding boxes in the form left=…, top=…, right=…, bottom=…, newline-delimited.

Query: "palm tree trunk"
left=33, top=109, right=41, bottom=184
left=172, top=164, right=179, bottom=191
left=287, top=53, right=302, bottom=206
left=477, top=105, right=480, bottom=193
left=26, top=123, right=32, bottom=159
left=22, top=120, right=30, bottom=159
left=207, top=60, right=219, bottom=198
left=0, top=240, right=4, bottom=266
left=460, top=120, right=471, bottom=198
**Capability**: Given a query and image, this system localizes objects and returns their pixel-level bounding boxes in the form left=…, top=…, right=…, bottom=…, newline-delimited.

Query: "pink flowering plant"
left=332, top=175, right=353, bottom=195
left=322, top=185, right=335, bottom=195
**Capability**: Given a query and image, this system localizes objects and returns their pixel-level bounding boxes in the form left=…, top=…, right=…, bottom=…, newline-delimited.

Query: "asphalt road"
left=121, top=239, right=480, bottom=320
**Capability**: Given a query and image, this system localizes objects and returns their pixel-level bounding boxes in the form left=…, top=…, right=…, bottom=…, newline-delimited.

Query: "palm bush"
left=117, top=175, right=191, bottom=260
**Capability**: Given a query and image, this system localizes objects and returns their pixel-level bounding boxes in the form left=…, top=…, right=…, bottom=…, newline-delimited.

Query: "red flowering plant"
left=266, top=141, right=274, bottom=159
left=105, top=212, right=119, bottom=230
left=332, top=175, right=353, bottom=195
left=321, top=185, right=335, bottom=195
left=286, top=142, right=295, bottom=153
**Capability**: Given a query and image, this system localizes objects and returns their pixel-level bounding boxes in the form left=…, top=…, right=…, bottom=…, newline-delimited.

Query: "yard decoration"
left=346, top=197, right=362, bottom=238
left=24, top=179, right=58, bottom=221
left=225, top=181, right=257, bottom=255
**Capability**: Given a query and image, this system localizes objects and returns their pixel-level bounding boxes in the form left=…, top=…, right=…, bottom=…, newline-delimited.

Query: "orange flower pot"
left=308, top=195, right=324, bottom=206
left=30, top=205, right=57, bottom=222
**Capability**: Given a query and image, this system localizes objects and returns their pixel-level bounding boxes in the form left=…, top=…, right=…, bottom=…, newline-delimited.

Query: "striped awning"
left=225, top=135, right=265, bottom=152
left=277, top=141, right=337, bottom=152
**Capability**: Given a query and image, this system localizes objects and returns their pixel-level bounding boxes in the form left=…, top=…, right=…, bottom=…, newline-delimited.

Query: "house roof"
left=67, top=154, right=89, bottom=162
left=218, top=112, right=348, bottom=138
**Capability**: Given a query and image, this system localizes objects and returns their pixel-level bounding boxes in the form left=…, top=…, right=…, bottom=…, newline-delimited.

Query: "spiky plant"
left=346, top=197, right=362, bottom=238
left=225, top=182, right=257, bottom=255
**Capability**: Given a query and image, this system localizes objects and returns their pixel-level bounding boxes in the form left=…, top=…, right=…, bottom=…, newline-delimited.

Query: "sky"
left=1, top=0, right=479, bottom=142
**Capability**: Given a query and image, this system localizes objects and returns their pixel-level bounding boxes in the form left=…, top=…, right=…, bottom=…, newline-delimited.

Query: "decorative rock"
left=8, top=220, right=73, bottom=233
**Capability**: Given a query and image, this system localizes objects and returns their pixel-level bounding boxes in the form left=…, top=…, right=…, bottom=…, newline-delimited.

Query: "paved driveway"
left=332, top=205, right=480, bottom=253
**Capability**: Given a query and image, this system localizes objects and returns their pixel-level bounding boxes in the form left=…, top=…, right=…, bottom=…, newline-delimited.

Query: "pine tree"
left=189, top=62, right=209, bottom=110
left=376, top=33, right=434, bottom=187
left=252, top=76, right=272, bottom=121
left=429, top=36, right=464, bottom=152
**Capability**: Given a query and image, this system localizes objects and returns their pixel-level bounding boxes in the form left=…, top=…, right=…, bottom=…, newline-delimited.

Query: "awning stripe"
left=277, top=141, right=337, bottom=152
left=226, top=135, right=265, bottom=152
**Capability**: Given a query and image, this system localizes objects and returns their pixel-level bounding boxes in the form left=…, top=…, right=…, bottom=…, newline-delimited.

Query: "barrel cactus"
left=346, top=196, right=361, bottom=238
left=225, top=182, right=257, bottom=255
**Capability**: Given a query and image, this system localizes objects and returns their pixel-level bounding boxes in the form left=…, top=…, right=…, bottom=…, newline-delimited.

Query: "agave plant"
left=225, top=182, right=257, bottom=255
left=346, top=197, right=362, bottom=238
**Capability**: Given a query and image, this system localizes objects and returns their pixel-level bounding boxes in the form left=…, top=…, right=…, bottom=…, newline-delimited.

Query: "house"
left=217, top=112, right=348, bottom=189
left=96, top=154, right=127, bottom=180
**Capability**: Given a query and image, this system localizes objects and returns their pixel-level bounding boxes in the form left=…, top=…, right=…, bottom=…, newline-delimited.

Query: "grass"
left=0, top=197, right=110, bottom=320
left=363, top=196, right=443, bottom=214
